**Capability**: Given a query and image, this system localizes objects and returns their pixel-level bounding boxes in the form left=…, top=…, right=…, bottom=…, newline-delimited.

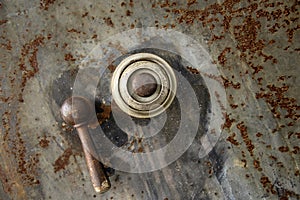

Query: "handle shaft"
left=77, top=126, right=111, bottom=193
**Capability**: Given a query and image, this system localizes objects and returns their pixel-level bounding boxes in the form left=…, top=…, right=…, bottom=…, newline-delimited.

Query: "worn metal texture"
left=0, top=0, right=299, bottom=199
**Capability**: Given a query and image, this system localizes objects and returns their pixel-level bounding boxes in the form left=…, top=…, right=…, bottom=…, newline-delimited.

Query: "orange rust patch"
left=53, top=148, right=73, bottom=173
left=0, top=35, right=46, bottom=189
left=256, top=84, right=299, bottom=121
left=234, top=16, right=264, bottom=53
left=19, top=35, right=45, bottom=102
left=237, top=122, right=254, bottom=156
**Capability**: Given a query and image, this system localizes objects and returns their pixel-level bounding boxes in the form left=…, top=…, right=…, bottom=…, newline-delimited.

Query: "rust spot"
left=278, top=146, right=289, bottom=152
left=0, top=165, right=12, bottom=193
left=62, top=43, right=68, bottom=49
left=269, top=155, right=277, bottom=161
left=230, top=104, right=238, bottom=109
left=218, top=47, right=231, bottom=65
left=129, top=0, right=134, bottom=7
left=0, top=19, right=8, bottom=26
left=271, top=9, right=283, bottom=20
left=186, top=66, right=199, bottom=74
left=223, top=113, right=235, bottom=129
left=260, top=175, right=278, bottom=194
left=40, top=0, right=56, bottom=11
left=250, top=65, right=263, bottom=75
left=241, top=159, right=247, bottom=167
left=103, top=17, right=114, bottom=27
left=39, top=136, right=50, bottom=148
left=237, top=122, right=254, bottom=156
left=108, top=64, right=116, bottom=73
left=287, top=26, right=300, bottom=43
left=253, top=159, right=262, bottom=171
left=223, top=15, right=232, bottom=31
left=269, top=23, right=280, bottom=33
left=47, top=34, right=52, bottom=40
left=256, top=132, right=263, bottom=137
left=159, top=0, right=176, bottom=8
left=215, top=92, right=226, bottom=112
left=226, top=132, right=239, bottom=146
left=222, top=76, right=241, bottom=89
left=126, top=10, right=132, bottom=16
left=53, top=148, right=73, bottom=173
left=64, top=53, right=76, bottom=62
left=256, top=84, right=299, bottom=121
left=171, top=0, right=243, bottom=27
left=96, top=104, right=111, bottom=125
left=82, top=12, right=88, bottom=18
left=292, top=146, right=299, bottom=154
left=209, top=34, right=225, bottom=43
left=1, top=40, right=12, bottom=50
left=67, top=28, right=81, bottom=34
left=137, top=147, right=144, bottom=153
left=234, top=16, right=264, bottom=53
left=18, top=35, right=45, bottom=102
left=187, top=0, right=197, bottom=7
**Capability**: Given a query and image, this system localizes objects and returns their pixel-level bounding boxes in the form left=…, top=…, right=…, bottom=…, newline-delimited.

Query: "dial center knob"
left=129, top=72, right=157, bottom=97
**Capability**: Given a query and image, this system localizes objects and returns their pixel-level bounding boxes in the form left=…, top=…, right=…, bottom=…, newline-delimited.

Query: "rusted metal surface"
left=0, top=0, right=299, bottom=199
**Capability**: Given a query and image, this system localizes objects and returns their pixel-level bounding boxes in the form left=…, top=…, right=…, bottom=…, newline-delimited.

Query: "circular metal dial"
left=111, top=53, right=177, bottom=118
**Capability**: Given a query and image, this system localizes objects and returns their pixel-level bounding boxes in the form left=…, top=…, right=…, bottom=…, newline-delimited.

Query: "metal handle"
left=77, top=126, right=111, bottom=193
